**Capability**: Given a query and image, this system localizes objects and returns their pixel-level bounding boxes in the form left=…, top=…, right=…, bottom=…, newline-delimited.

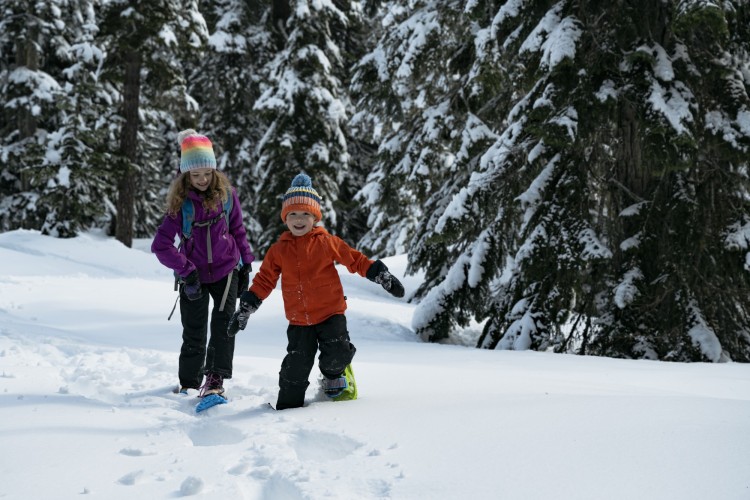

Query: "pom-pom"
left=177, top=129, right=198, bottom=146
left=291, top=173, right=312, bottom=188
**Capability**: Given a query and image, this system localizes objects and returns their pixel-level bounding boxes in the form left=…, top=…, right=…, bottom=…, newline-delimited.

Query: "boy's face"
left=286, top=211, right=316, bottom=236
left=188, top=168, right=213, bottom=191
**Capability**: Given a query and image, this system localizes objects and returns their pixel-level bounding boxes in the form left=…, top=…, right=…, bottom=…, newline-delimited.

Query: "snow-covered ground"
left=0, top=229, right=748, bottom=500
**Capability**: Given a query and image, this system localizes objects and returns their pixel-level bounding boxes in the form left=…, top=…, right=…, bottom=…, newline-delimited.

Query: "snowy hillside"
left=0, top=230, right=748, bottom=500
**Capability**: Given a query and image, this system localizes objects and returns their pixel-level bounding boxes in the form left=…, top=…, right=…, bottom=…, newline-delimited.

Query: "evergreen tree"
left=36, top=0, right=117, bottom=237
left=251, top=0, right=364, bottom=252
left=349, top=0, right=498, bottom=265
left=409, top=0, right=750, bottom=361
left=0, top=0, right=67, bottom=231
left=191, top=0, right=276, bottom=250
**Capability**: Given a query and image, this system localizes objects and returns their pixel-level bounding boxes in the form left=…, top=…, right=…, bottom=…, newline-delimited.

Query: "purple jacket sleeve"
left=228, top=188, right=255, bottom=266
left=151, top=213, right=194, bottom=278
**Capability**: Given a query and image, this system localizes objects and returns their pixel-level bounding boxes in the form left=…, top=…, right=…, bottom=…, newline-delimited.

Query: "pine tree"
left=250, top=0, right=364, bottom=251
left=408, top=0, right=750, bottom=361
left=35, top=0, right=117, bottom=237
left=350, top=0, right=470, bottom=257
left=0, top=0, right=67, bottom=231
left=190, top=0, right=276, bottom=250
left=588, top=0, right=750, bottom=361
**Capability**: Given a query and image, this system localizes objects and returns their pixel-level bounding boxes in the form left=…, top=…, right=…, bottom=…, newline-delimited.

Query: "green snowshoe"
left=322, top=364, right=357, bottom=401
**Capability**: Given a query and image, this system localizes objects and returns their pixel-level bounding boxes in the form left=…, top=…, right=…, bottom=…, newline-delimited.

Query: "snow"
left=737, top=108, right=750, bottom=137
left=705, top=109, right=746, bottom=150
left=516, top=153, right=558, bottom=229
left=687, top=301, right=723, bottom=363
left=497, top=300, right=536, bottom=351
left=519, top=2, right=582, bottom=69
left=394, top=13, right=440, bottom=80
left=1, top=229, right=749, bottom=499
left=614, top=267, right=643, bottom=309
left=648, top=79, right=695, bottom=136
left=595, top=79, right=618, bottom=102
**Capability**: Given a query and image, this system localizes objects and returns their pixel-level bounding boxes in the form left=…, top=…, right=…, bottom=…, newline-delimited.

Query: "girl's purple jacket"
left=151, top=188, right=254, bottom=284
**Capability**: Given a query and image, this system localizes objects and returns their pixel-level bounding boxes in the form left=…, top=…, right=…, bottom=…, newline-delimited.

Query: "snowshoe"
left=322, top=364, right=357, bottom=401
left=195, top=393, right=227, bottom=413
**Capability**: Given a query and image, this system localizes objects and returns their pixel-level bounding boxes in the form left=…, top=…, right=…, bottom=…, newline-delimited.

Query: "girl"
left=151, top=129, right=254, bottom=406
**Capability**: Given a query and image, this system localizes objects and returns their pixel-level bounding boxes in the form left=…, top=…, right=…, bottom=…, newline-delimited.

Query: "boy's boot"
left=322, top=364, right=357, bottom=401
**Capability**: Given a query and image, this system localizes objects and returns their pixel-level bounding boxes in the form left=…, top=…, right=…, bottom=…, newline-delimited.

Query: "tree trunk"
left=16, top=18, right=39, bottom=140
left=115, top=50, right=141, bottom=248
left=272, top=0, right=291, bottom=28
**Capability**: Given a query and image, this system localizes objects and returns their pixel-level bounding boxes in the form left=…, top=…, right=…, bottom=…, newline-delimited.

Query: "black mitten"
left=366, top=260, right=405, bottom=298
left=236, top=263, right=252, bottom=297
left=183, top=270, right=203, bottom=301
left=227, top=291, right=262, bottom=337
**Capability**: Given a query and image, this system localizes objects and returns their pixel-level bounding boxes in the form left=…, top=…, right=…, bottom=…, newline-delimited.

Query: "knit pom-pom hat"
left=281, top=173, right=322, bottom=222
left=178, top=129, right=216, bottom=173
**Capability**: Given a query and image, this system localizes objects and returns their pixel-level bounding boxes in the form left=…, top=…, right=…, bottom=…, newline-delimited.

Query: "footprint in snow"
left=117, top=469, right=144, bottom=485
left=119, top=447, right=156, bottom=457
left=260, top=473, right=306, bottom=500
left=186, top=420, right=245, bottom=446
left=291, top=428, right=363, bottom=462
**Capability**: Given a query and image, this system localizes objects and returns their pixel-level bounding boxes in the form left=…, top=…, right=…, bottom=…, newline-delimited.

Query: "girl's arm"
left=151, top=214, right=194, bottom=277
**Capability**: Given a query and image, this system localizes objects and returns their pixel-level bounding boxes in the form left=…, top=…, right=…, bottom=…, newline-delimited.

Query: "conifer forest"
left=1, top=0, right=749, bottom=361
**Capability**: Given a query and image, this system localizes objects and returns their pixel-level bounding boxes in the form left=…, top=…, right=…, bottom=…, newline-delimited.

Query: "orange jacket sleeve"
left=328, top=234, right=373, bottom=277
left=249, top=244, right=281, bottom=300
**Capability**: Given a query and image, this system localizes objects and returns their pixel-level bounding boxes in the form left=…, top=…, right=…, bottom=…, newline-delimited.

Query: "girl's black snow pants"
left=178, top=270, right=238, bottom=388
left=276, top=314, right=356, bottom=410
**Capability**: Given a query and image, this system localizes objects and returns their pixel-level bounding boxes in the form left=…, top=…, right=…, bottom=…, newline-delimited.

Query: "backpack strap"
left=180, top=198, right=196, bottom=242
left=223, top=188, right=233, bottom=227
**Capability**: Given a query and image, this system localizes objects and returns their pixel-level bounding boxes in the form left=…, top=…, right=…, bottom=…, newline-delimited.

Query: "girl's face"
left=189, top=168, right=214, bottom=191
left=286, top=211, right=316, bottom=236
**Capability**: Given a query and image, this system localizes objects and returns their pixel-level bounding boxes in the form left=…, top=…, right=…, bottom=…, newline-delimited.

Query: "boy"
left=228, top=173, right=404, bottom=410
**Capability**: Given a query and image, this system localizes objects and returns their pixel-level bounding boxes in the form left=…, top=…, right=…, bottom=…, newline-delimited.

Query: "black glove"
left=182, top=270, right=203, bottom=301
left=366, top=260, right=405, bottom=298
left=236, top=263, right=252, bottom=298
left=227, top=290, right=262, bottom=337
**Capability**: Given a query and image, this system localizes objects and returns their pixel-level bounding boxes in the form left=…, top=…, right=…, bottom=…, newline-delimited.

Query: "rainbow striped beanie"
left=178, top=129, right=216, bottom=173
left=281, top=173, right=322, bottom=222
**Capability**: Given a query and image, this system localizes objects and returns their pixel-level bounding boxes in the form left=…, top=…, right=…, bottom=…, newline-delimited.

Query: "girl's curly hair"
left=165, top=170, right=232, bottom=216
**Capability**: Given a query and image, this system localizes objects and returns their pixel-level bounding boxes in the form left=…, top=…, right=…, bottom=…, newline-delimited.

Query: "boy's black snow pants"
left=179, top=270, right=238, bottom=388
left=276, top=314, right=356, bottom=410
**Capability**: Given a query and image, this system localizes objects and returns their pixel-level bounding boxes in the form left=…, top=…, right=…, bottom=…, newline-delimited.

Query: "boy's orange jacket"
left=249, top=226, right=374, bottom=326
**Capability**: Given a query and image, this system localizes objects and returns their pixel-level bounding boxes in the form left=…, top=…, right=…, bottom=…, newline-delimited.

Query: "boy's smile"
left=286, top=211, right=316, bottom=236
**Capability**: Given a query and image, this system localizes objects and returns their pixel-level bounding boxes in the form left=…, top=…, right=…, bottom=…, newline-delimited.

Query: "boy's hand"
left=183, top=270, right=202, bottom=301
left=227, top=291, right=262, bottom=337
left=236, top=263, right=252, bottom=297
left=366, top=260, right=405, bottom=298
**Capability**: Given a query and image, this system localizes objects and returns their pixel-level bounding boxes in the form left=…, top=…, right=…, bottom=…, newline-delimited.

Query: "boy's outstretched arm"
left=366, top=260, right=405, bottom=298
